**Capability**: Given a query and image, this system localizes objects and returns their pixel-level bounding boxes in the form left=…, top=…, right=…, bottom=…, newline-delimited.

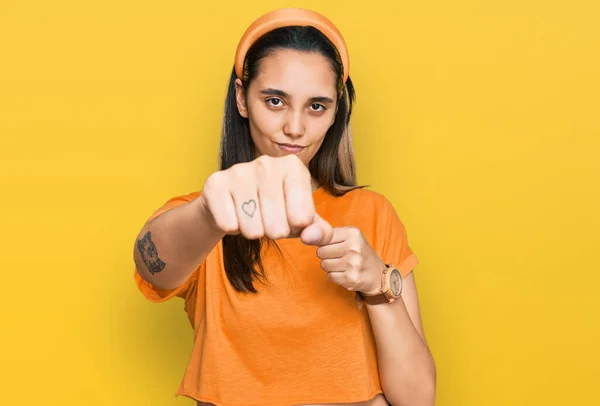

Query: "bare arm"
left=133, top=155, right=328, bottom=292
left=133, top=196, right=224, bottom=290
left=367, top=272, right=436, bottom=406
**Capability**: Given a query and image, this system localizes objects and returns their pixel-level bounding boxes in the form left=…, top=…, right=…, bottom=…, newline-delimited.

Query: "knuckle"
left=350, top=227, right=362, bottom=238
left=283, top=153, right=298, bottom=163
left=259, top=154, right=274, bottom=163
left=203, top=171, right=224, bottom=193
left=254, top=155, right=271, bottom=170
left=287, top=210, right=314, bottom=229
left=255, top=154, right=269, bottom=163
left=241, top=227, right=264, bottom=240
left=226, top=165, right=241, bottom=180
left=265, top=224, right=291, bottom=240
left=256, top=157, right=282, bottom=181
left=348, top=254, right=362, bottom=270
left=347, top=270, right=360, bottom=285
left=228, top=162, right=250, bottom=179
left=213, top=216, right=237, bottom=234
left=280, top=155, right=309, bottom=181
left=284, top=153, right=303, bottom=169
left=346, top=230, right=363, bottom=252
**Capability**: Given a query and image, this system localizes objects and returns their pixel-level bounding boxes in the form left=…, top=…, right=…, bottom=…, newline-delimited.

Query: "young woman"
left=133, top=8, right=436, bottom=406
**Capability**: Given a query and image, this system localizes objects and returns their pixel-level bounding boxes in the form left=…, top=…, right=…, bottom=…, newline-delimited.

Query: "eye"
left=309, top=103, right=326, bottom=112
left=267, top=98, right=283, bottom=107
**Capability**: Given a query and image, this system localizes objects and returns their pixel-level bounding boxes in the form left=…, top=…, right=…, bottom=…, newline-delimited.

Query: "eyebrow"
left=260, top=88, right=334, bottom=104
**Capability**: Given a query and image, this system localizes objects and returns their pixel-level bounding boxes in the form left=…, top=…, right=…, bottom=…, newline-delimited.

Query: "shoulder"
left=334, top=186, right=393, bottom=211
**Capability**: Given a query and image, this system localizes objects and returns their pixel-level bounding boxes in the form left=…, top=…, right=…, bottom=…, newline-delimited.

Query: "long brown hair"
left=219, top=26, right=362, bottom=293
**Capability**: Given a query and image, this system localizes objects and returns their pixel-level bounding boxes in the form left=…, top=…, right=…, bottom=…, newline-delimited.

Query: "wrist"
left=359, top=285, right=382, bottom=296
left=359, top=260, right=387, bottom=296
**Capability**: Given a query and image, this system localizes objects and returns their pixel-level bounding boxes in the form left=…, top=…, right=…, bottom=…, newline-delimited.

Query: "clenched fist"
left=199, top=154, right=333, bottom=246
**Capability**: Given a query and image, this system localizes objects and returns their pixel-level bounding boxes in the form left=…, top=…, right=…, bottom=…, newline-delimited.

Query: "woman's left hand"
left=315, top=226, right=385, bottom=295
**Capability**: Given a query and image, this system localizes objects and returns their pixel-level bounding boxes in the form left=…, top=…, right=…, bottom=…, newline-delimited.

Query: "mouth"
left=276, top=143, right=306, bottom=154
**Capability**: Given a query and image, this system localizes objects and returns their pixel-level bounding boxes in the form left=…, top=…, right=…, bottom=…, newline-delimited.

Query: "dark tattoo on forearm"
left=137, top=231, right=166, bottom=274
left=242, top=199, right=257, bottom=217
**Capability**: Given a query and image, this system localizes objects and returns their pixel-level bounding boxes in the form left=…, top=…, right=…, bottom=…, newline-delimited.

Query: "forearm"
left=366, top=297, right=436, bottom=406
left=133, top=197, right=224, bottom=290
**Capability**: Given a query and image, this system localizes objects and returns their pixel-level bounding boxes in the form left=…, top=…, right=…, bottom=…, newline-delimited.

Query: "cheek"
left=308, top=113, right=336, bottom=141
left=248, top=104, right=281, bottom=141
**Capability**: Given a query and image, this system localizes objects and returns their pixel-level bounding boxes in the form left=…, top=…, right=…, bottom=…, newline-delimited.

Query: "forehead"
left=252, top=49, right=337, bottom=98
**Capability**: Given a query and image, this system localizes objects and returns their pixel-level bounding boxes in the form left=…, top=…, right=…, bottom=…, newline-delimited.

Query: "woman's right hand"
left=198, top=154, right=333, bottom=246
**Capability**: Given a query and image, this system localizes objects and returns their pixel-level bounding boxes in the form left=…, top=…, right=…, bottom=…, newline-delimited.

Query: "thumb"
left=300, top=213, right=333, bottom=246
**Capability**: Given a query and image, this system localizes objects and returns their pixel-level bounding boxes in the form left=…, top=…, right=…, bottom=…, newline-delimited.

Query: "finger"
left=320, top=257, right=346, bottom=273
left=300, top=213, right=334, bottom=246
left=202, top=173, right=239, bottom=234
left=229, top=171, right=264, bottom=240
left=316, top=226, right=357, bottom=257
left=282, top=157, right=315, bottom=232
left=328, top=226, right=351, bottom=245
left=316, top=240, right=347, bottom=260
left=208, top=193, right=239, bottom=234
left=257, top=168, right=290, bottom=240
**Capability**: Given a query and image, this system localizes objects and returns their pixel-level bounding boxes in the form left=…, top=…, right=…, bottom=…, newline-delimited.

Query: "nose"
left=283, top=110, right=305, bottom=139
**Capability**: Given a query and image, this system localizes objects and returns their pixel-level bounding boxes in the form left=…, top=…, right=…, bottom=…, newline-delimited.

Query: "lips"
left=277, top=143, right=305, bottom=154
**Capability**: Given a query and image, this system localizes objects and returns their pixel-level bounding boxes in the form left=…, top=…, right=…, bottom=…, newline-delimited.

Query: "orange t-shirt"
left=134, top=186, right=418, bottom=406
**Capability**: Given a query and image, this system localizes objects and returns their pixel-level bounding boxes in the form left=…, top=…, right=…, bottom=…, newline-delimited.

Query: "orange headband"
left=234, top=8, right=350, bottom=83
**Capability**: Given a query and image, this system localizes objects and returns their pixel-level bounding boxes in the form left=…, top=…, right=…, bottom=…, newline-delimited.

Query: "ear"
left=235, top=78, right=249, bottom=118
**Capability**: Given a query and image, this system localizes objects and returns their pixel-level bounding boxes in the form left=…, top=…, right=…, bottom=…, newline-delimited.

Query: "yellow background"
left=1, top=1, right=598, bottom=405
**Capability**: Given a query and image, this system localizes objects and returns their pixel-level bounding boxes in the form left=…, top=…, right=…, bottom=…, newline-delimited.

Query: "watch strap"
left=355, top=263, right=401, bottom=309
left=356, top=291, right=391, bottom=309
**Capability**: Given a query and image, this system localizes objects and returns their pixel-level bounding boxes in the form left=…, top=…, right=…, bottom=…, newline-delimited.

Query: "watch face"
left=390, top=269, right=402, bottom=296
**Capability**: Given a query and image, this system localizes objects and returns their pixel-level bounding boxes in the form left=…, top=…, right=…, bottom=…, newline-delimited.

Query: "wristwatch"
left=356, top=264, right=403, bottom=309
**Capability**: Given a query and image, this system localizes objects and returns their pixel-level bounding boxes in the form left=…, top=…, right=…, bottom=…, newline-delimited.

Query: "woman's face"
left=235, top=49, right=338, bottom=166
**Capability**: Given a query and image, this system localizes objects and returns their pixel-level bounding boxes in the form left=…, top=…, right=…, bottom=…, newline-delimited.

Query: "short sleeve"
left=378, top=196, right=419, bottom=278
left=133, top=192, right=202, bottom=303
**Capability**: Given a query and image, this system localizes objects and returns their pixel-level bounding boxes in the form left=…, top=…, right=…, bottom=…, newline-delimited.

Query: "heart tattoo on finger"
left=242, top=199, right=257, bottom=217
